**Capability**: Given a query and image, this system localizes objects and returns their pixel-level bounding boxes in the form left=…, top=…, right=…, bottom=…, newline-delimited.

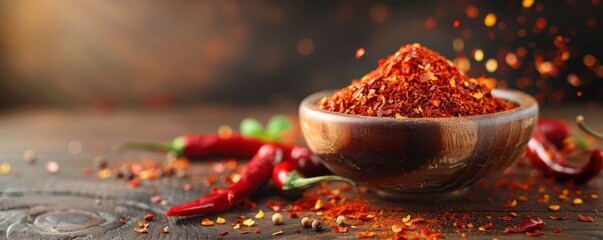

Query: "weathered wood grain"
left=0, top=106, right=601, bottom=239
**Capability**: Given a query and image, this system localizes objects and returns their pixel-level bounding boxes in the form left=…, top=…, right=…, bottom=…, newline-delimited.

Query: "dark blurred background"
left=0, top=0, right=601, bottom=110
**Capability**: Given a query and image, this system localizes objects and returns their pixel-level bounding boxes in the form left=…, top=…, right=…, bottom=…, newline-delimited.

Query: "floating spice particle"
left=272, top=231, right=283, bottom=236
left=217, top=231, right=229, bottom=238
left=356, top=48, right=366, bottom=59
left=143, top=213, right=154, bottom=221
left=0, top=162, right=10, bottom=175
left=453, top=20, right=460, bottom=28
left=23, top=150, right=37, bottom=164
left=233, top=224, right=240, bottom=229
left=120, top=218, right=126, bottom=224
left=573, top=198, right=583, bottom=205
left=301, top=217, right=312, bottom=228
left=272, top=213, right=283, bottom=225
left=161, top=227, right=169, bottom=234
left=201, top=218, right=214, bottom=226
left=217, top=125, right=233, bottom=138
left=591, top=194, right=599, bottom=199
left=548, top=205, right=561, bottom=211
left=558, top=194, right=568, bottom=201
left=311, top=219, right=323, bottom=231
left=356, top=231, right=375, bottom=238
left=255, top=210, right=265, bottom=219
left=518, top=196, right=528, bottom=202
left=391, top=224, right=402, bottom=233
left=216, top=217, right=226, bottom=224
left=45, top=161, right=59, bottom=174
left=243, top=219, right=255, bottom=227
left=577, top=214, right=594, bottom=222
left=484, top=13, right=497, bottom=27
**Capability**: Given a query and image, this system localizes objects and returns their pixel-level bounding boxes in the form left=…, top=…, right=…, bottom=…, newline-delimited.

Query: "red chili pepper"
left=165, top=144, right=283, bottom=216
left=115, top=134, right=292, bottom=158
left=537, top=119, right=571, bottom=149
left=504, top=217, right=545, bottom=234
left=272, top=147, right=355, bottom=197
left=525, top=130, right=602, bottom=184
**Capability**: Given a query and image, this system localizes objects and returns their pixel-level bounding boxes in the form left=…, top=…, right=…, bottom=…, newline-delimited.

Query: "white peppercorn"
left=336, top=215, right=346, bottom=225
left=311, top=219, right=322, bottom=231
left=272, top=213, right=283, bottom=225
left=301, top=217, right=312, bottom=228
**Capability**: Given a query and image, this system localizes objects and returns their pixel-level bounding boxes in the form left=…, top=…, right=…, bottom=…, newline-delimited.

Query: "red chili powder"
left=318, top=43, right=517, bottom=118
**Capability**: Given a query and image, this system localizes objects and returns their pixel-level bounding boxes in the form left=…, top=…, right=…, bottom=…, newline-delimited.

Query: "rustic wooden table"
left=0, top=105, right=601, bottom=239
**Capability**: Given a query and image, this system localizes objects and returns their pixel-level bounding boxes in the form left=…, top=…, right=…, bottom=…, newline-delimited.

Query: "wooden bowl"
left=299, top=89, right=538, bottom=200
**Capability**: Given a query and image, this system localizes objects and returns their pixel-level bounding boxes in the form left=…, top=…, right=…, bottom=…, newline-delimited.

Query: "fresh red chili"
left=537, top=119, right=571, bottom=149
left=504, top=217, right=545, bottom=234
left=115, top=133, right=293, bottom=158
left=165, top=144, right=283, bottom=216
left=272, top=146, right=355, bottom=197
left=525, top=130, right=602, bottom=184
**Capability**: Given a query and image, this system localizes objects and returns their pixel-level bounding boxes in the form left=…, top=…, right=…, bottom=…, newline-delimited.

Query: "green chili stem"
left=576, top=115, right=603, bottom=140
left=283, top=171, right=356, bottom=197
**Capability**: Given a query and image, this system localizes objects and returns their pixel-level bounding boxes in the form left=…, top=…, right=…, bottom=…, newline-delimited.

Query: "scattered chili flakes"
left=255, top=209, right=265, bottom=219
left=518, top=196, right=529, bottom=202
left=201, top=218, right=214, bottom=226
left=402, top=215, right=411, bottom=223
left=183, top=183, right=192, bottom=191
left=253, top=228, right=261, bottom=234
left=295, top=228, right=301, bottom=233
left=391, top=224, right=402, bottom=233
left=525, top=230, right=545, bottom=237
left=332, top=225, right=348, bottom=233
left=591, top=194, right=599, bottom=199
left=314, top=199, right=324, bottom=210
left=243, top=219, right=255, bottom=227
left=573, top=198, right=583, bottom=205
left=119, top=218, right=126, bottom=224
left=143, top=213, right=154, bottom=221
left=453, top=221, right=465, bottom=228
left=503, top=200, right=517, bottom=207
left=161, top=227, right=169, bottom=234
left=217, top=231, right=229, bottom=238
left=548, top=205, right=561, bottom=211
left=134, top=227, right=148, bottom=234
left=150, top=195, right=161, bottom=203
left=129, top=179, right=141, bottom=188
left=239, top=230, right=250, bottom=235
left=233, top=223, right=240, bottom=229
left=500, top=216, right=513, bottom=221
left=548, top=215, right=569, bottom=220
left=216, top=217, right=226, bottom=224
left=356, top=231, right=375, bottom=238
left=478, top=223, right=493, bottom=231
left=272, top=230, right=283, bottom=236
left=577, top=214, right=594, bottom=222
left=553, top=228, right=563, bottom=233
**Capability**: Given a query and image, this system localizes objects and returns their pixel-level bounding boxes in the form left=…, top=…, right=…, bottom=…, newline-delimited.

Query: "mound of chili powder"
left=318, top=44, right=517, bottom=118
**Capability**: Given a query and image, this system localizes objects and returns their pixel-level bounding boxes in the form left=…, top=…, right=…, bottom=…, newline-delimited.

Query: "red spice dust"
left=577, top=214, right=594, bottom=222
left=319, top=44, right=516, bottom=118
left=143, top=213, right=154, bottom=221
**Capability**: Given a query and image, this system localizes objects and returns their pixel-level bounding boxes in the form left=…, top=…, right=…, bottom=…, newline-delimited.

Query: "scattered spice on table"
left=319, top=44, right=516, bottom=118
left=143, top=213, right=154, bottom=221
left=577, top=213, right=594, bottom=222
left=217, top=231, right=229, bottom=238
left=161, top=227, right=169, bottom=234
left=504, top=217, right=545, bottom=234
